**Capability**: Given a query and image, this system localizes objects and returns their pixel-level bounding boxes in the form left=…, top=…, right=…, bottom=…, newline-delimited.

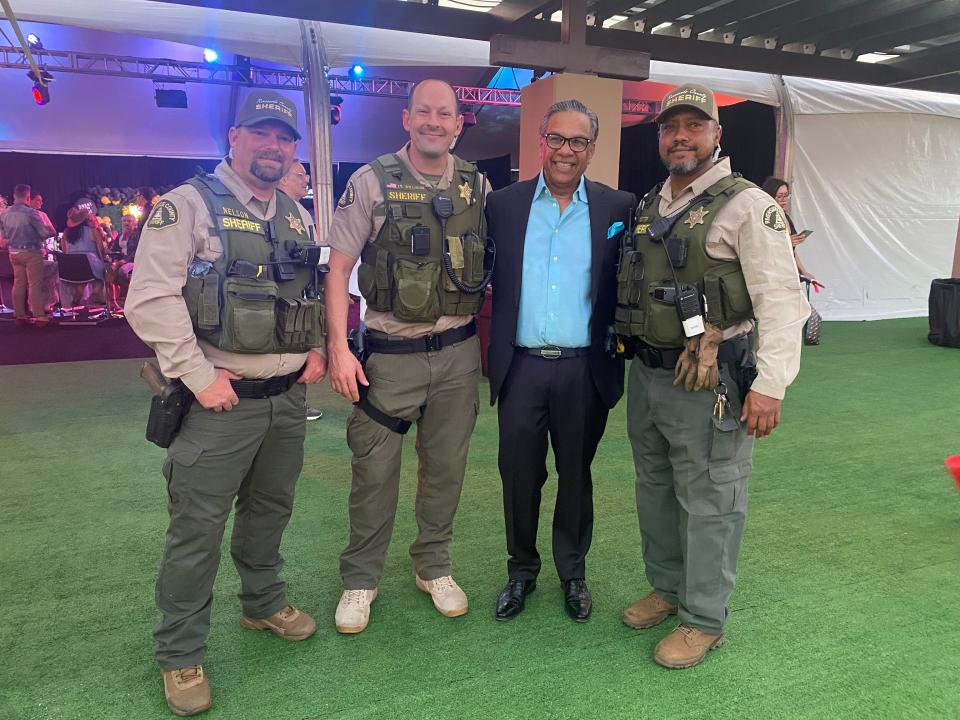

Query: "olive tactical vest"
left=181, top=173, right=325, bottom=354
left=614, top=175, right=755, bottom=348
left=357, top=153, right=490, bottom=322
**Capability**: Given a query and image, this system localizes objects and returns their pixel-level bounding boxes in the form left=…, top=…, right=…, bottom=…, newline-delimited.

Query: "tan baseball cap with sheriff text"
left=656, top=83, right=719, bottom=123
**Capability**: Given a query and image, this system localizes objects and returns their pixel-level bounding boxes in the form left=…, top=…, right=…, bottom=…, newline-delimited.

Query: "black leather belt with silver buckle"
left=520, top=345, right=591, bottom=360
left=230, top=370, right=301, bottom=399
left=365, top=320, right=477, bottom=355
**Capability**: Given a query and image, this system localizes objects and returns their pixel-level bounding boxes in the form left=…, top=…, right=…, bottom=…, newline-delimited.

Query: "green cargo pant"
left=154, top=383, right=307, bottom=671
left=626, top=358, right=754, bottom=634
left=340, top=335, right=480, bottom=589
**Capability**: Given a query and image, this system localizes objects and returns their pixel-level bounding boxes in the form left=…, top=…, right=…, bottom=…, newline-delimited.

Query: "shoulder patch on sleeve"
left=762, top=204, right=787, bottom=232
left=337, top=182, right=356, bottom=209
left=147, top=199, right=179, bottom=230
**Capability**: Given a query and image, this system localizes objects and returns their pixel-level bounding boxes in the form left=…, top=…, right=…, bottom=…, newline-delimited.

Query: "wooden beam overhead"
left=150, top=0, right=960, bottom=94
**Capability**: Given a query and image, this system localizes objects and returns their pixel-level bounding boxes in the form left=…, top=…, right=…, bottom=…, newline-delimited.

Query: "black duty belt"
left=365, top=321, right=476, bottom=355
left=632, top=334, right=753, bottom=370
left=520, top=345, right=590, bottom=360
left=230, top=370, right=301, bottom=399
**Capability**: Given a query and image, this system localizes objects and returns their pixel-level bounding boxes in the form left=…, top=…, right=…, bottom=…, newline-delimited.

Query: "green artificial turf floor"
left=1, top=317, right=958, bottom=720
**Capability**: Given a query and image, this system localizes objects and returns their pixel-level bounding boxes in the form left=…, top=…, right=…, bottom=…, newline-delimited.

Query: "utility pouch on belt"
left=141, top=362, right=194, bottom=448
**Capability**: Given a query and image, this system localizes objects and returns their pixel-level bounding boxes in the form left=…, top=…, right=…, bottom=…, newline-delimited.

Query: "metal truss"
left=0, top=45, right=659, bottom=116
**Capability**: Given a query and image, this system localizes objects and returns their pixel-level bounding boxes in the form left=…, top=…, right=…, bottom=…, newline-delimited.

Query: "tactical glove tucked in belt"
left=673, top=322, right=724, bottom=392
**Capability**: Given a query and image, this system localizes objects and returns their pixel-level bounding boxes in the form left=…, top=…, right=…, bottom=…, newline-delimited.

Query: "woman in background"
left=761, top=176, right=816, bottom=280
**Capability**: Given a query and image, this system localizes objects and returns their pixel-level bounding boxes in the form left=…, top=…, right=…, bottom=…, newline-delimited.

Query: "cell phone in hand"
left=799, top=229, right=814, bottom=238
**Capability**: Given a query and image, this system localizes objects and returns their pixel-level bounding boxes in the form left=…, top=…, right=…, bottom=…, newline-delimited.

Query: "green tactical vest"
left=614, top=174, right=755, bottom=348
left=356, top=153, right=491, bottom=322
left=181, top=173, right=325, bottom=354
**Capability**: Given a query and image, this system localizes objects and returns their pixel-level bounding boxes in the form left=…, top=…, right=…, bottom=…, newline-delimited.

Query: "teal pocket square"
left=607, top=221, right=625, bottom=239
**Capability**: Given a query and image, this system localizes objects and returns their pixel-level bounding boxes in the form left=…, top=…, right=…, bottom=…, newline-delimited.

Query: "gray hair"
left=539, top=99, right=599, bottom=142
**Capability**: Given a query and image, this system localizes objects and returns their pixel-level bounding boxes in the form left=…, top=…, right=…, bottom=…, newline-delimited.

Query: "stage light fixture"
left=330, top=95, right=343, bottom=126
left=349, top=64, right=365, bottom=79
left=26, top=68, right=54, bottom=83
left=26, top=33, right=42, bottom=50
left=155, top=88, right=188, bottom=108
left=203, top=48, right=219, bottom=63
left=32, top=83, right=50, bottom=105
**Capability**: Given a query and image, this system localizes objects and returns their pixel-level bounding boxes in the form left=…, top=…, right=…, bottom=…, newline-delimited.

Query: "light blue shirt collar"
left=534, top=173, right=589, bottom=205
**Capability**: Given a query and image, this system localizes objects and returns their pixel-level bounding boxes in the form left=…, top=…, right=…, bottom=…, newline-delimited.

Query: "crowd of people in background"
left=0, top=183, right=169, bottom=322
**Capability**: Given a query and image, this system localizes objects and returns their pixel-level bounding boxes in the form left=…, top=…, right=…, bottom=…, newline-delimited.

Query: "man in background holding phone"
left=325, top=79, right=492, bottom=634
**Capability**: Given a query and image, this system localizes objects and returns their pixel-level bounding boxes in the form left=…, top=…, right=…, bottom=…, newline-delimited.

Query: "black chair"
left=0, top=249, right=13, bottom=318
left=53, top=252, right=109, bottom=324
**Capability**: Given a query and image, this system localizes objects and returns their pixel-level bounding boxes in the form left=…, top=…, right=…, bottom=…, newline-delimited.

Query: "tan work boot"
left=415, top=574, right=469, bottom=618
left=622, top=591, right=678, bottom=629
left=653, top=624, right=725, bottom=669
left=335, top=588, right=378, bottom=634
left=240, top=603, right=316, bottom=641
left=162, top=665, right=211, bottom=717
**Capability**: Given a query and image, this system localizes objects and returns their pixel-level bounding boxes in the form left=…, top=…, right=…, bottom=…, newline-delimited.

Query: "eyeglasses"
left=542, top=133, right=592, bottom=152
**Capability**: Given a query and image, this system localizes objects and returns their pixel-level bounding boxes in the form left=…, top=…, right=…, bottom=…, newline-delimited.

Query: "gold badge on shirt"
left=286, top=211, right=305, bottom=235
left=684, top=206, right=709, bottom=228
left=458, top=181, right=473, bottom=205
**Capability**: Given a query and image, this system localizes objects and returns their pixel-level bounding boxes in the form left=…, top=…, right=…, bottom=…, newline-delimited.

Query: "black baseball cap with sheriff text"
left=235, top=91, right=301, bottom=140
left=655, top=83, right=719, bottom=123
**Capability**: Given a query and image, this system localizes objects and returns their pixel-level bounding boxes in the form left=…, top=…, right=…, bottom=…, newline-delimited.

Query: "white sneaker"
left=415, top=575, right=469, bottom=618
left=335, top=588, right=378, bottom=634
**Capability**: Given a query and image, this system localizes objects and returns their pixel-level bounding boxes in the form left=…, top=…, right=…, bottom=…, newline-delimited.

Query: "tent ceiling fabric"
left=10, top=0, right=491, bottom=67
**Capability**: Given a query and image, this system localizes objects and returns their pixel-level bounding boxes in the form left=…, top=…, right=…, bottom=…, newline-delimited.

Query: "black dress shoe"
left=563, top=579, right=592, bottom=622
left=495, top=578, right=536, bottom=621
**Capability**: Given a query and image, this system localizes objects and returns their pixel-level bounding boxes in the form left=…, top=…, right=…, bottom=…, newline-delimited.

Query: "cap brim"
left=655, top=104, right=714, bottom=123
left=239, top=118, right=301, bottom=141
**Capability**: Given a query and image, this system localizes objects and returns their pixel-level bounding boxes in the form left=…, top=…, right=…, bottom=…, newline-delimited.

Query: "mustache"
left=254, top=151, right=284, bottom=162
left=668, top=143, right=694, bottom=152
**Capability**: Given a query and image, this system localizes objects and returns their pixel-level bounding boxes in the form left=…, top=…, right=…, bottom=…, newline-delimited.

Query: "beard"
left=250, top=153, right=285, bottom=183
left=662, top=144, right=715, bottom=176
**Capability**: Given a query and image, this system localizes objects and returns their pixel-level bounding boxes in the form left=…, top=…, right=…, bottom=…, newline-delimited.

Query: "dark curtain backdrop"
left=0, top=153, right=221, bottom=230
left=618, top=101, right=777, bottom=199
left=1, top=152, right=514, bottom=229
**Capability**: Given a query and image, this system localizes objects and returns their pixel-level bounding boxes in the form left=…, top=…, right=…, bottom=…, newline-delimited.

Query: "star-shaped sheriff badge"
left=684, top=206, right=710, bottom=228
left=286, top=211, right=305, bottom=235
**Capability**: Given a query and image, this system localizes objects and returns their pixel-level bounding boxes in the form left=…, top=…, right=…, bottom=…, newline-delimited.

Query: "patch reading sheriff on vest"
left=762, top=205, right=787, bottom=232
left=338, top=182, right=355, bottom=209
left=147, top=200, right=179, bottom=230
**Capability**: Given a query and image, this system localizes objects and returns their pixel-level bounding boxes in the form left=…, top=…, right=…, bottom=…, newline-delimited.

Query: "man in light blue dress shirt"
left=485, top=99, right=636, bottom=623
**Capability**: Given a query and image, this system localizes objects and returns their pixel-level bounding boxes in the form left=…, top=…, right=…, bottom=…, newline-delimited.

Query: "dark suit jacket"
left=485, top=177, right=636, bottom=409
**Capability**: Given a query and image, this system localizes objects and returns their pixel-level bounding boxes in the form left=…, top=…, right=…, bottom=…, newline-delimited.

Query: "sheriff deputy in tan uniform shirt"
left=655, top=154, right=809, bottom=401
left=620, top=83, right=809, bottom=672
left=325, top=79, right=492, bottom=636
left=125, top=90, right=323, bottom=718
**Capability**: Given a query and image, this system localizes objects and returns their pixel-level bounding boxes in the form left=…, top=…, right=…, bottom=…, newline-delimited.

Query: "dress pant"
left=497, top=352, right=608, bottom=581
left=9, top=248, right=45, bottom=319
left=154, top=383, right=307, bottom=671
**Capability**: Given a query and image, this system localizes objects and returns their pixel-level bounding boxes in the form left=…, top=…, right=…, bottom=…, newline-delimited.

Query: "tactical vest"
left=181, top=173, right=325, bottom=354
left=615, top=175, right=755, bottom=348
left=357, top=153, right=492, bottom=322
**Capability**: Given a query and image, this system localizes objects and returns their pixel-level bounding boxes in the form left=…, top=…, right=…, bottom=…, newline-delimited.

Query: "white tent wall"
left=785, top=79, right=960, bottom=320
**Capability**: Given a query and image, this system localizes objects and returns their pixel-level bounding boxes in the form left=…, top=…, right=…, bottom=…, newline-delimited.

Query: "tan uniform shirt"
left=328, top=143, right=491, bottom=338
left=658, top=158, right=810, bottom=400
left=125, top=159, right=317, bottom=394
